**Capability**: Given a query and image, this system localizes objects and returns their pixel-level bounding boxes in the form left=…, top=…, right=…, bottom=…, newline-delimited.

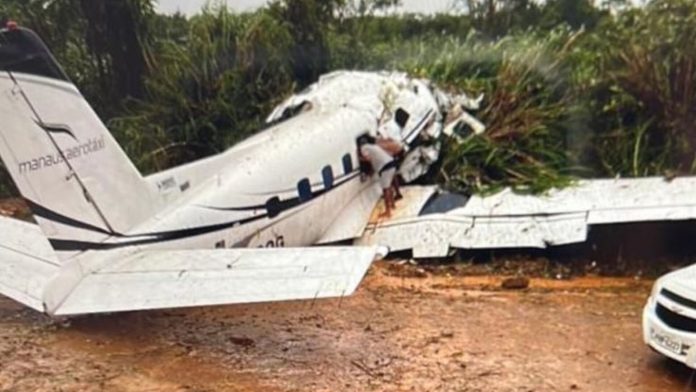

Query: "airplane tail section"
left=0, top=215, right=60, bottom=312
left=0, top=26, right=156, bottom=260
left=0, top=212, right=383, bottom=316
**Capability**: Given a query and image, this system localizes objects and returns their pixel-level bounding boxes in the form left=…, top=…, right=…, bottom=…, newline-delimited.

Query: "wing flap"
left=52, top=246, right=384, bottom=316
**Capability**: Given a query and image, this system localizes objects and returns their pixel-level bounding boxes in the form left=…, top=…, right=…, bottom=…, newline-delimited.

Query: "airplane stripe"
left=31, top=171, right=358, bottom=238
left=199, top=204, right=265, bottom=212
left=49, top=213, right=269, bottom=251
left=26, top=199, right=120, bottom=237
left=199, top=170, right=359, bottom=211
left=404, top=109, right=435, bottom=144
left=197, top=170, right=359, bottom=211
left=34, top=120, right=79, bottom=142
left=46, top=172, right=362, bottom=251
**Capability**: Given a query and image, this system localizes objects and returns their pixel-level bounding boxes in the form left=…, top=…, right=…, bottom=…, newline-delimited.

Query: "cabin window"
left=322, top=166, right=334, bottom=189
left=266, top=197, right=282, bottom=218
left=298, top=178, right=312, bottom=202
left=342, top=154, right=353, bottom=175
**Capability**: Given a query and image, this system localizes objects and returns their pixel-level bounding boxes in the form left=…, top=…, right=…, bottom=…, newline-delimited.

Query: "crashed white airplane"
left=0, top=25, right=481, bottom=316
left=2, top=25, right=696, bottom=320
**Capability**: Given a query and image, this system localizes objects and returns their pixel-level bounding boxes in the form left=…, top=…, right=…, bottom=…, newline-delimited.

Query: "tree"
left=0, top=0, right=154, bottom=116
left=541, top=0, right=603, bottom=30
left=268, top=0, right=341, bottom=86
left=79, top=0, right=153, bottom=104
left=450, top=0, right=542, bottom=36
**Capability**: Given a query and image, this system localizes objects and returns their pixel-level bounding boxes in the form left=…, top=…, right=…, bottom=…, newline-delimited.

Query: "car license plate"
left=651, top=328, right=683, bottom=355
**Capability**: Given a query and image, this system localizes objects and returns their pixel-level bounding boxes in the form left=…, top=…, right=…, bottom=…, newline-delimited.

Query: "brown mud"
left=1, top=262, right=696, bottom=392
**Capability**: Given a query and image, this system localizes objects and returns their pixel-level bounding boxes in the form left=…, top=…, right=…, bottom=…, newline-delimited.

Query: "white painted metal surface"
left=0, top=215, right=59, bottom=311
left=359, top=177, right=696, bottom=257
left=317, top=181, right=383, bottom=244
left=50, top=246, right=384, bottom=316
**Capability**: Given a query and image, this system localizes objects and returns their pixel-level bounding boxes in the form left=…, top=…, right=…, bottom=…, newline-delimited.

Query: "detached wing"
left=359, top=178, right=696, bottom=258
left=49, top=246, right=384, bottom=316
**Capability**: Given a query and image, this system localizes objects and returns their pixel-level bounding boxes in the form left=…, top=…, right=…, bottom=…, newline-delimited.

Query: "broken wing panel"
left=359, top=213, right=588, bottom=257
left=360, top=177, right=696, bottom=258
left=0, top=216, right=59, bottom=311
left=461, top=177, right=696, bottom=220
left=52, top=246, right=384, bottom=316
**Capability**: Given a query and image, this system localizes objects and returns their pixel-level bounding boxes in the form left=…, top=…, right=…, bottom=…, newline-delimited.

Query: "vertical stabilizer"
left=0, top=26, right=156, bottom=260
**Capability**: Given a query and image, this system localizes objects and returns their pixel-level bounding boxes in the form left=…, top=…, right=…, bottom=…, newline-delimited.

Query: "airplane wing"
left=359, top=177, right=696, bottom=258
left=45, top=246, right=385, bottom=316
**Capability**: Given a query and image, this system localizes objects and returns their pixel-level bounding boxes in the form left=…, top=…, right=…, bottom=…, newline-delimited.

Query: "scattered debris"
left=229, top=337, right=255, bottom=347
left=501, top=277, right=530, bottom=290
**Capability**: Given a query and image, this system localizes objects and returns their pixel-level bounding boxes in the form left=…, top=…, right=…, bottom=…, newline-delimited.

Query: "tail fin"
left=0, top=26, right=156, bottom=260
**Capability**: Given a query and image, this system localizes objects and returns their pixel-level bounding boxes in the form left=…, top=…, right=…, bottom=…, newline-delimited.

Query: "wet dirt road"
left=1, top=262, right=695, bottom=392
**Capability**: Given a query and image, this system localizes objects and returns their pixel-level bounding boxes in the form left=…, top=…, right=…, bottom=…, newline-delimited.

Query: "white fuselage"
left=96, top=105, right=381, bottom=253
left=72, top=71, right=447, bottom=258
left=1, top=59, right=444, bottom=262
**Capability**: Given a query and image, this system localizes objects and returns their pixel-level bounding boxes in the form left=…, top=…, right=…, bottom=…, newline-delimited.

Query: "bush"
left=580, top=0, right=696, bottom=177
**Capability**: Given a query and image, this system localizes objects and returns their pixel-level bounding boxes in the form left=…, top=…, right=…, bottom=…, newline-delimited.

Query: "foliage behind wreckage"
left=0, top=0, right=695, bottom=196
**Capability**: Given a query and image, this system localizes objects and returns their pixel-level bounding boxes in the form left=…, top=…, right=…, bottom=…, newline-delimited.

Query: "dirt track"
left=1, top=261, right=695, bottom=392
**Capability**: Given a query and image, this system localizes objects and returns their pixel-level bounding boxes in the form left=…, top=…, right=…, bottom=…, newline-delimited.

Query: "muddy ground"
left=1, top=261, right=696, bottom=392
left=3, top=198, right=696, bottom=391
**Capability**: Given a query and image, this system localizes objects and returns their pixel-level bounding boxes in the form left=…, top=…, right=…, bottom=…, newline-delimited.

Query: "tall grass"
left=335, top=29, right=581, bottom=193
left=109, top=7, right=296, bottom=173
left=574, top=0, right=696, bottom=177
left=1, top=1, right=695, bottom=198
left=330, top=2, right=696, bottom=193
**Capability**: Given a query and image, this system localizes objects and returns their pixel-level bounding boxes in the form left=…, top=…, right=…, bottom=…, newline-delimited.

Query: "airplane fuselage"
left=0, top=25, right=443, bottom=315
left=92, top=104, right=381, bottom=254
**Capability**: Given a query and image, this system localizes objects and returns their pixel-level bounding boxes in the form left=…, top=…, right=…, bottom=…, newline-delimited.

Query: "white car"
left=643, top=265, right=696, bottom=367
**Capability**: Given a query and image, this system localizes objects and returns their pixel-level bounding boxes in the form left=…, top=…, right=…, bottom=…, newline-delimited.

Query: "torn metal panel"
left=360, top=212, right=588, bottom=255
left=267, top=71, right=485, bottom=187
left=359, top=177, right=696, bottom=258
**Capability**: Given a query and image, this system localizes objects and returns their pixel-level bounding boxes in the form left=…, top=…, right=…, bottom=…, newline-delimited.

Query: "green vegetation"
left=0, top=0, right=694, bottom=196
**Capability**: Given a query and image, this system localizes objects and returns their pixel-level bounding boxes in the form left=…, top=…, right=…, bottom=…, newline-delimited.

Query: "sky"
left=156, top=0, right=461, bottom=16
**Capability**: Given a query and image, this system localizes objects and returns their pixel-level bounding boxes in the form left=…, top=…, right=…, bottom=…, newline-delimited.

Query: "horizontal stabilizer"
left=50, top=246, right=384, bottom=316
left=0, top=216, right=59, bottom=311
